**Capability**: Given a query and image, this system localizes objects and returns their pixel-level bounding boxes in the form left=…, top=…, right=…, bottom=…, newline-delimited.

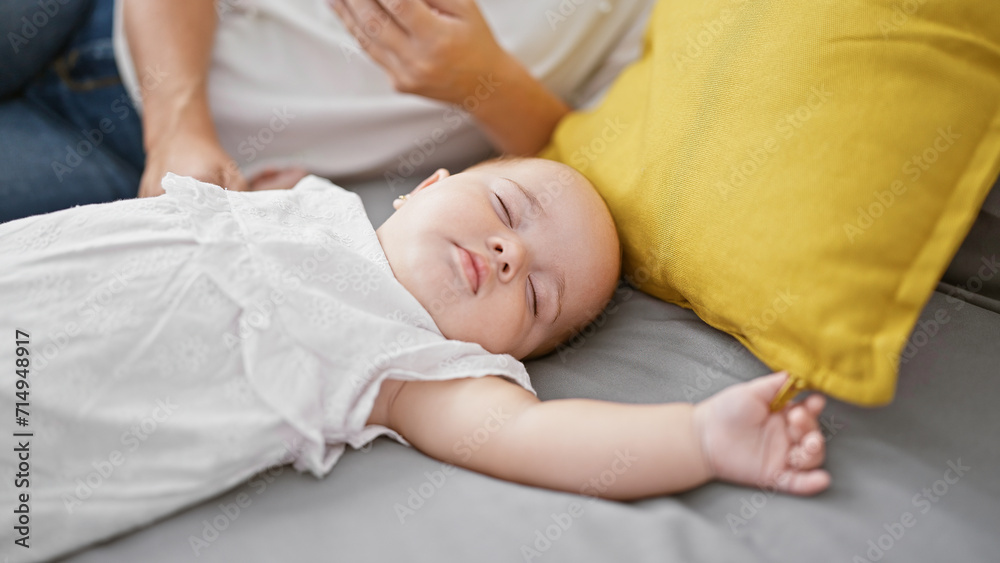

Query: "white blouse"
left=112, top=0, right=654, bottom=178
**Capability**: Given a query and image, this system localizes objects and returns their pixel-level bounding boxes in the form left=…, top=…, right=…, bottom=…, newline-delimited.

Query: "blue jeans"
left=0, top=0, right=145, bottom=223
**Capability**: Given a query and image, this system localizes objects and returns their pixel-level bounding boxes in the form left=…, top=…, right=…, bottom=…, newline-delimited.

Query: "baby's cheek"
left=472, top=308, right=525, bottom=355
left=428, top=305, right=494, bottom=351
left=432, top=298, right=528, bottom=355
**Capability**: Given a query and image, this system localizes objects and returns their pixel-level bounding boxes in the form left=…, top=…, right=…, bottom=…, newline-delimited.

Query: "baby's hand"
left=692, top=372, right=830, bottom=495
left=329, top=0, right=510, bottom=105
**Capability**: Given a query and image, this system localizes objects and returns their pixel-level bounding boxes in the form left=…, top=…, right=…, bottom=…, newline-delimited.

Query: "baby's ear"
left=412, top=168, right=450, bottom=194
left=393, top=169, right=450, bottom=211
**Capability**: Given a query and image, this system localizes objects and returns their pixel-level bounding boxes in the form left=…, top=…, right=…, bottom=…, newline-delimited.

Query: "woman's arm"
left=330, top=0, right=570, bottom=156
left=466, top=56, right=571, bottom=158
left=367, top=372, right=830, bottom=501
left=123, top=0, right=248, bottom=196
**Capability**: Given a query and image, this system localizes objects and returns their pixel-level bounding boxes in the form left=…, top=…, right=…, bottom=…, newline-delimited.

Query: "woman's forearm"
left=123, top=0, right=220, bottom=151
left=468, top=56, right=571, bottom=157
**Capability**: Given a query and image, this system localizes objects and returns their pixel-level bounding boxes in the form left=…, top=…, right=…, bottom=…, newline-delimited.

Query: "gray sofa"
left=59, top=171, right=1000, bottom=563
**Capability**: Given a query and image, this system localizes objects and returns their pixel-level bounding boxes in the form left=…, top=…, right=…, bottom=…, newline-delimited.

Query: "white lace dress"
left=0, top=174, right=533, bottom=562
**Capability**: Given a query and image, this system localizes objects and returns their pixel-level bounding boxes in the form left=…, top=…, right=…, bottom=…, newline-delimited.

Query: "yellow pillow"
left=540, top=0, right=1000, bottom=406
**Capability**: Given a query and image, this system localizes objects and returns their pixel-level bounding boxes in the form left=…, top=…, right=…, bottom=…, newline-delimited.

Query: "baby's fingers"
left=775, top=468, right=831, bottom=496
left=785, top=394, right=825, bottom=443
left=788, top=429, right=826, bottom=470
left=804, top=393, right=826, bottom=416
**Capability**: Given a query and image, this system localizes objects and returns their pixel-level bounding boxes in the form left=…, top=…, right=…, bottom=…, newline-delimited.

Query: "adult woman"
left=0, top=0, right=653, bottom=221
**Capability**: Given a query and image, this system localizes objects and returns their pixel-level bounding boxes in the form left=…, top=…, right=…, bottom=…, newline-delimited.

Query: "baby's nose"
left=490, top=236, right=526, bottom=282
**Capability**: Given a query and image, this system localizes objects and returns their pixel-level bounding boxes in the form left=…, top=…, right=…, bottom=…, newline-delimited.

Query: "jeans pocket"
left=54, top=38, right=122, bottom=92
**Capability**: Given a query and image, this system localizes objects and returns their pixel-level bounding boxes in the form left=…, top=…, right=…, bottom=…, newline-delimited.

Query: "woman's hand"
left=139, top=125, right=248, bottom=198
left=124, top=0, right=247, bottom=198
left=329, top=0, right=569, bottom=156
left=247, top=166, right=310, bottom=191
left=693, top=372, right=831, bottom=496
left=328, top=0, right=509, bottom=105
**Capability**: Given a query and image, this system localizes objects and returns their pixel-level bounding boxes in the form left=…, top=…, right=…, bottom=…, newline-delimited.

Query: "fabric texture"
left=112, top=0, right=656, bottom=180
left=539, top=0, right=1000, bottom=406
left=0, top=174, right=531, bottom=561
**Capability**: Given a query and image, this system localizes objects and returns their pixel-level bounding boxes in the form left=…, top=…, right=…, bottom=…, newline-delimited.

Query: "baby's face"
left=376, top=158, right=620, bottom=359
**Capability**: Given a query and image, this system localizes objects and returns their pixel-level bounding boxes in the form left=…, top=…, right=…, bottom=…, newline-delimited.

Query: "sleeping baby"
left=0, top=156, right=828, bottom=561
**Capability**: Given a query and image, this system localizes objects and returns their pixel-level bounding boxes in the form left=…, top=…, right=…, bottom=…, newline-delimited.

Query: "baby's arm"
left=368, top=372, right=829, bottom=501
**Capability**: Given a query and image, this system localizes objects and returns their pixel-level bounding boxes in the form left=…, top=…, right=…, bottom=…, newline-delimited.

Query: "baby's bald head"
left=377, top=156, right=621, bottom=359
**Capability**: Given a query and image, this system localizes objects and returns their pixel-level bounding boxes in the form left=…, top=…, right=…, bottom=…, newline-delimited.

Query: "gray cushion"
left=939, top=172, right=1000, bottom=313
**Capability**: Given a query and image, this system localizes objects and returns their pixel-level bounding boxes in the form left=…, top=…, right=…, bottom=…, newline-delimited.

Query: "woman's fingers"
left=220, top=164, right=249, bottom=192
left=382, top=0, right=436, bottom=33
left=247, top=167, right=309, bottom=191
left=335, top=0, right=409, bottom=52
left=331, top=0, right=505, bottom=103
left=424, top=0, right=472, bottom=17
left=328, top=0, right=407, bottom=76
left=332, top=0, right=404, bottom=73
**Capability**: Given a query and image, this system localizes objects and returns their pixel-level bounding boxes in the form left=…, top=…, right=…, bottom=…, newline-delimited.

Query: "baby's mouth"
left=456, top=244, right=487, bottom=295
